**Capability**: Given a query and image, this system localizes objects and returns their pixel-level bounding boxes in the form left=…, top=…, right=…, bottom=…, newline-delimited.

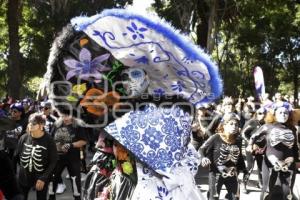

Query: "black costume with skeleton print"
left=16, top=132, right=58, bottom=186
left=200, top=134, right=246, bottom=200
left=249, top=123, right=298, bottom=168
left=249, top=122, right=298, bottom=200
left=201, top=134, right=246, bottom=174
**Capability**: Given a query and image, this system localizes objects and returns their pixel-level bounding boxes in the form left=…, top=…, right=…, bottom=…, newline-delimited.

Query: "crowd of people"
left=0, top=92, right=299, bottom=200
left=192, top=93, right=300, bottom=200
left=0, top=97, right=91, bottom=200
left=1, top=8, right=300, bottom=200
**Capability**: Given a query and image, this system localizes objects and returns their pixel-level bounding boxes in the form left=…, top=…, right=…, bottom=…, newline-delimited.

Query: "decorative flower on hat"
left=66, top=83, right=87, bottom=102
left=80, top=88, right=120, bottom=116
left=64, top=48, right=111, bottom=82
left=126, top=22, right=148, bottom=40
left=121, top=161, right=133, bottom=175
left=113, top=143, right=129, bottom=161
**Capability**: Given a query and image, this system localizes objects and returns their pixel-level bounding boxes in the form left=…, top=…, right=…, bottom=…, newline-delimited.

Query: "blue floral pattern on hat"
left=104, top=103, right=192, bottom=173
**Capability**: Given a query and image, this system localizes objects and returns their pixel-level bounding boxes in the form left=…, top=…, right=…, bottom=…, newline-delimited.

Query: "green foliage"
left=152, top=0, right=300, bottom=99
left=0, top=0, right=133, bottom=98
left=23, top=76, right=43, bottom=97
left=1, top=0, right=299, bottom=100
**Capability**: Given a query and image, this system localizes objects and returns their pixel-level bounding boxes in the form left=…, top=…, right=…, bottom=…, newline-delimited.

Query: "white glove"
left=246, top=145, right=252, bottom=152
left=201, top=157, right=211, bottom=167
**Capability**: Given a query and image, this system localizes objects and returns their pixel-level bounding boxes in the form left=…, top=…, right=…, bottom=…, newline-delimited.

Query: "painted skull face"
left=224, top=119, right=239, bottom=135
left=121, top=68, right=149, bottom=98
left=275, top=107, right=289, bottom=123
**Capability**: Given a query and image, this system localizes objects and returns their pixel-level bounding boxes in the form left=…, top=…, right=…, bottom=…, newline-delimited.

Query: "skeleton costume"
left=200, top=113, right=246, bottom=200
left=41, top=8, right=223, bottom=200
left=16, top=129, right=57, bottom=200
left=248, top=103, right=298, bottom=200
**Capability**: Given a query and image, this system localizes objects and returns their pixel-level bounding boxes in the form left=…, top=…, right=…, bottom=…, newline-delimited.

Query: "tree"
left=6, top=0, right=22, bottom=99
left=0, top=0, right=133, bottom=98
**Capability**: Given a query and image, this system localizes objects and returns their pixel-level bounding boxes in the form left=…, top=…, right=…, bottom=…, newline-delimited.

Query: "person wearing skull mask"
left=200, top=113, right=247, bottom=200
left=247, top=102, right=298, bottom=200
left=41, top=8, right=224, bottom=200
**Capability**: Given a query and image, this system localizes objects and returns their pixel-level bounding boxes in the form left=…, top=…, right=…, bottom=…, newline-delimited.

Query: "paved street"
left=27, top=154, right=300, bottom=200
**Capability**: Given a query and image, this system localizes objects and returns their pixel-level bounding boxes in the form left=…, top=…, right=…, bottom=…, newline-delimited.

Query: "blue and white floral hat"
left=71, top=8, right=223, bottom=108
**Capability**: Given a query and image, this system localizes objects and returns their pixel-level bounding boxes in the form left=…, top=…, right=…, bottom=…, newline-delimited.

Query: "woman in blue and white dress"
left=43, top=8, right=224, bottom=200
left=105, top=94, right=203, bottom=200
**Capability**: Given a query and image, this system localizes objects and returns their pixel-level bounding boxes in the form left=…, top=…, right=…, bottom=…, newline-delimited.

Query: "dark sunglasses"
left=257, top=112, right=265, bottom=115
left=41, top=107, right=50, bottom=110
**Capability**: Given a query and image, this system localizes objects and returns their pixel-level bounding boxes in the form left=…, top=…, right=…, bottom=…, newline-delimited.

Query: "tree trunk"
left=7, top=0, right=22, bottom=99
left=293, top=62, right=299, bottom=107
left=206, top=0, right=218, bottom=53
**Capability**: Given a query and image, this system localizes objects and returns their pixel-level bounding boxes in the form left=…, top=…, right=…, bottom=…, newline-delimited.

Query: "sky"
left=126, top=0, right=155, bottom=14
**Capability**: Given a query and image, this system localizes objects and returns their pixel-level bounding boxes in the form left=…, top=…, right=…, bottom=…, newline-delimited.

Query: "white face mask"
left=121, top=68, right=149, bottom=98
left=275, top=107, right=289, bottom=123
left=224, top=120, right=239, bottom=135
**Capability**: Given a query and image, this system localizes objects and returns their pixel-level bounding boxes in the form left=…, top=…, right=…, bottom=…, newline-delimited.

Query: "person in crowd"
left=241, top=107, right=267, bottom=192
left=21, top=99, right=35, bottom=123
left=239, top=104, right=255, bottom=129
left=261, top=93, right=273, bottom=110
left=200, top=113, right=247, bottom=200
left=48, top=113, right=87, bottom=200
left=247, top=102, right=298, bottom=200
left=192, top=104, right=213, bottom=150
left=235, top=97, right=245, bottom=114
left=246, top=96, right=256, bottom=111
left=206, top=97, right=235, bottom=137
left=40, top=101, right=57, bottom=135
left=41, top=8, right=225, bottom=200
left=15, top=113, right=57, bottom=200
left=0, top=113, right=24, bottom=200
left=274, top=92, right=283, bottom=103
left=39, top=101, right=67, bottom=194
left=5, top=103, right=27, bottom=171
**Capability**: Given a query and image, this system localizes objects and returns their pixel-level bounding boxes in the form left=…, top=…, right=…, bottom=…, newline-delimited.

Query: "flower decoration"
left=80, top=88, right=120, bottom=116
left=79, top=38, right=89, bottom=47
left=153, top=88, right=165, bottom=96
left=72, top=83, right=87, bottom=95
left=66, top=83, right=87, bottom=102
left=66, top=95, right=78, bottom=102
left=113, top=143, right=129, bottom=161
left=64, top=48, right=111, bottom=82
left=126, top=22, right=147, bottom=40
left=121, top=161, right=133, bottom=175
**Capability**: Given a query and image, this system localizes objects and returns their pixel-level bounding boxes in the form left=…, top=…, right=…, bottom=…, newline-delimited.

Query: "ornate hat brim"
left=71, top=9, right=223, bottom=107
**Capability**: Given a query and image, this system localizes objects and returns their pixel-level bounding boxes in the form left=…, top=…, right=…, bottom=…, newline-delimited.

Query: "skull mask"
left=275, top=107, right=289, bottom=123
left=121, top=68, right=149, bottom=98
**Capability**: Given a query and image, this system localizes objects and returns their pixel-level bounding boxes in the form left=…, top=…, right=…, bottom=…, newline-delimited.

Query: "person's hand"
left=246, top=145, right=252, bottom=152
left=62, top=143, right=73, bottom=153
left=201, top=157, right=211, bottom=167
left=35, top=179, right=45, bottom=191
